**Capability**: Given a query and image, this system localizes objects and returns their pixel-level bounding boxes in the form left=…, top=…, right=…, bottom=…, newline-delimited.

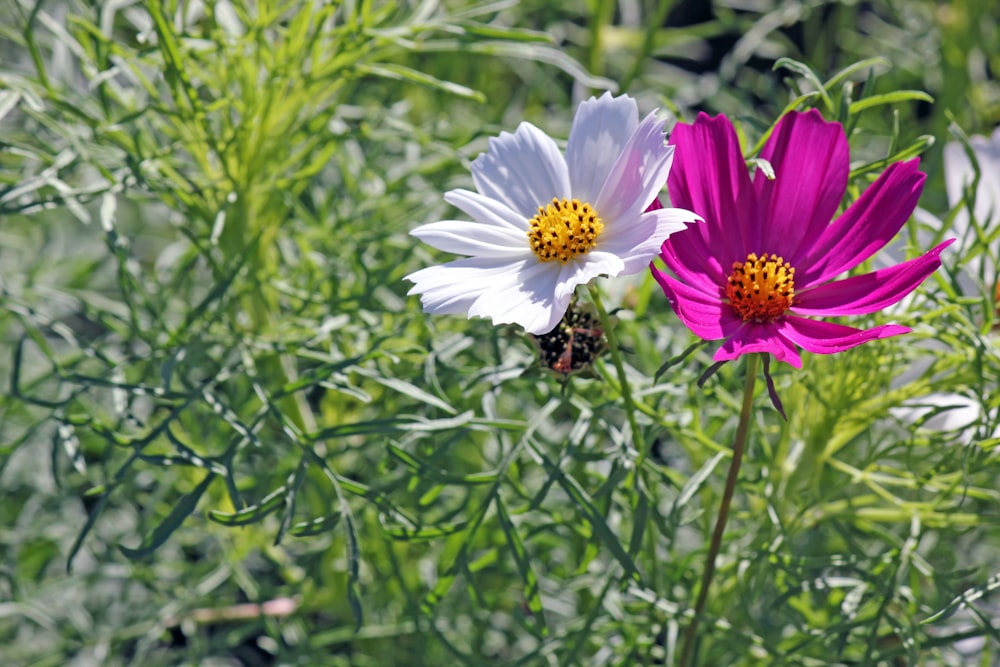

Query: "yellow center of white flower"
left=527, top=197, right=604, bottom=263
left=725, top=252, right=795, bottom=322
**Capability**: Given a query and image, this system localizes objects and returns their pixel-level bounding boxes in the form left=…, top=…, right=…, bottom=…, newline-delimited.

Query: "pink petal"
left=792, top=239, right=953, bottom=316
left=661, top=113, right=755, bottom=285
left=796, top=158, right=926, bottom=286
left=659, top=229, right=730, bottom=292
left=650, top=267, right=743, bottom=340
left=714, top=321, right=802, bottom=368
left=776, top=316, right=910, bottom=355
left=754, top=110, right=849, bottom=264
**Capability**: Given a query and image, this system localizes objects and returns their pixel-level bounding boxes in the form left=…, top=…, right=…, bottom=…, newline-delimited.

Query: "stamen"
left=725, top=252, right=795, bottom=322
left=528, top=198, right=604, bottom=263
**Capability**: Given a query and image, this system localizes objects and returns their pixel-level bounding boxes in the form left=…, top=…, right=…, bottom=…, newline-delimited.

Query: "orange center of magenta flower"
left=725, top=252, right=796, bottom=322
left=528, top=198, right=604, bottom=263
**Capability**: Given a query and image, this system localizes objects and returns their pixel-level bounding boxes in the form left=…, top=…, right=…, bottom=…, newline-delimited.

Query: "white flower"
left=404, top=92, right=700, bottom=335
left=943, top=126, right=1000, bottom=294
left=944, top=127, right=1000, bottom=233
left=891, top=130, right=1000, bottom=439
left=891, top=392, right=996, bottom=443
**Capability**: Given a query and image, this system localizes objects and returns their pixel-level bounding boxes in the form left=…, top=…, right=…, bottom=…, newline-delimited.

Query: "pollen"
left=725, top=252, right=795, bottom=322
left=527, top=198, right=604, bottom=263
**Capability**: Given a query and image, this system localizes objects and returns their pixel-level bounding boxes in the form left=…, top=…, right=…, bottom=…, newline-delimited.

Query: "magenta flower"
left=652, top=110, right=953, bottom=368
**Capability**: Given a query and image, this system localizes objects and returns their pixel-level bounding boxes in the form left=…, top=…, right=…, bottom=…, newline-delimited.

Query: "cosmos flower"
left=405, top=92, right=700, bottom=335
left=652, top=110, right=953, bottom=368
left=945, top=126, right=1000, bottom=232
left=889, top=128, right=1000, bottom=440
left=943, top=126, right=1000, bottom=304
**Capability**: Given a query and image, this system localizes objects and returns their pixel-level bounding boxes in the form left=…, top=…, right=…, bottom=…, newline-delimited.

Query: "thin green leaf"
left=671, top=451, right=726, bottom=517
left=849, top=90, right=934, bottom=115
left=922, top=572, right=1000, bottom=624
left=309, top=412, right=474, bottom=441
left=849, top=135, right=935, bottom=179
left=530, top=441, right=641, bottom=582
left=773, top=57, right=833, bottom=113
left=67, top=486, right=113, bottom=573
left=354, top=369, right=458, bottom=414
left=358, top=63, right=486, bottom=103
left=120, top=472, right=216, bottom=560
left=291, top=512, right=343, bottom=537
left=495, top=495, right=547, bottom=635
left=458, top=24, right=552, bottom=43
left=275, top=459, right=309, bottom=545
left=344, top=512, right=364, bottom=631
left=382, top=520, right=468, bottom=541
left=628, top=490, right=649, bottom=558
left=388, top=444, right=498, bottom=484
left=824, top=56, right=890, bottom=90
left=745, top=92, right=821, bottom=158
left=422, top=572, right=457, bottom=615
left=208, top=485, right=287, bottom=526
left=415, top=40, right=617, bottom=91
left=655, top=340, right=707, bottom=382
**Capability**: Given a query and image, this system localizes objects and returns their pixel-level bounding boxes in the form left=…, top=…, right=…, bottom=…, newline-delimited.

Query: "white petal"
left=406, top=256, right=571, bottom=334
left=467, top=260, right=568, bottom=334
left=471, top=122, right=571, bottom=219
left=944, top=131, right=1000, bottom=230
left=411, top=220, right=529, bottom=258
left=943, top=140, right=973, bottom=231
left=598, top=207, right=699, bottom=275
left=565, top=92, right=639, bottom=205
left=594, top=112, right=674, bottom=224
left=891, top=392, right=999, bottom=441
left=942, top=131, right=1000, bottom=286
left=405, top=257, right=522, bottom=315
left=444, top=189, right=527, bottom=232
left=554, top=252, right=625, bottom=301
left=970, top=129, right=1000, bottom=227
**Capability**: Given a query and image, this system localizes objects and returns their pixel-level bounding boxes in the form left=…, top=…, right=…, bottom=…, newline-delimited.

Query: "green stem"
left=678, top=353, right=760, bottom=667
left=621, top=0, right=678, bottom=90
left=587, top=284, right=647, bottom=464
left=587, top=0, right=615, bottom=83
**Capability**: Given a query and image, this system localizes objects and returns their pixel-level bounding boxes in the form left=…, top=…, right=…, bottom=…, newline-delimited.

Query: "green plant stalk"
left=587, top=0, right=616, bottom=82
left=587, top=284, right=647, bottom=464
left=678, top=353, right=760, bottom=667
left=621, top=0, right=678, bottom=90
left=249, top=297, right=322, bottom=444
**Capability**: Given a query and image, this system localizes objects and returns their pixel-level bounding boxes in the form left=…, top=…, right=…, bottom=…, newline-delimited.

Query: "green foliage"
left=1, top=0, right=998, bottom=665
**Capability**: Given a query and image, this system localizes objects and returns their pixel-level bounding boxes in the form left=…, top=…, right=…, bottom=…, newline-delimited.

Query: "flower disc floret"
left=725, top=253, right=795, bottom=322
left=528, top=197, right=604, bottom=263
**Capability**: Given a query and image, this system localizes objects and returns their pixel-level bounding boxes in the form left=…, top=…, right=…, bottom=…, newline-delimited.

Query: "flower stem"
left=678, top=352, right=760, bottom=667
left=587, top=284, right=646, bottom=463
